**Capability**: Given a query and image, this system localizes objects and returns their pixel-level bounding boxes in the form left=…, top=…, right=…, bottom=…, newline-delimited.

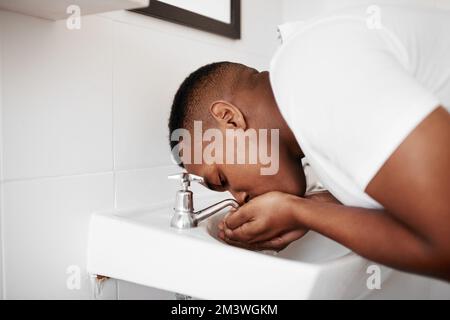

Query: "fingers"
left=222, top=215, right=278, bottom=244
left=218, top=232, right=260, bottom=251
left=255, top=229, right=307, bottom=251
left=219, top=229, right=307, bottom=252
left=224, top=221, right=263, bottom=243
left=228, top=223, right=277, bottom=244
left=221, top=206, right=263, bottom=243
left=218, top=209, right=237, bottom=232
left=224, top=208, right=251, bottom=230
left=218, top=209, right=234, bottom=231
left=222, top=218, right=281, bottom=244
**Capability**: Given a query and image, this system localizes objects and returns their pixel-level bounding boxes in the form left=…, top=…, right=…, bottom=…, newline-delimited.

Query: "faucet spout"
left=168, top=172, right=239, bottom=229
left=194, top=199, right=239, bottom=225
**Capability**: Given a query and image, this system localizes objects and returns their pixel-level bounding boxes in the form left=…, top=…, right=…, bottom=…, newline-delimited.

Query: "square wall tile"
left=1, top=11, right=113, bottom=180
left=115, top=165, right=219, bottom=210
left=115, top=166, right=177, bottom=209
left=112, top=21, right=206, bottom=170
left=2, top=173, right=114, bottom=299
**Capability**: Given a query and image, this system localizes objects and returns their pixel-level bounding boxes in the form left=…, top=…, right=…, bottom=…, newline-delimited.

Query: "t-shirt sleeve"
left=272, top=18, right=441, bottom=190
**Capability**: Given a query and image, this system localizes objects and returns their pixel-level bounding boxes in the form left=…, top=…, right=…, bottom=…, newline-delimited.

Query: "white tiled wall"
left=0, top=0, right=282, bottom=299
left=2, top=174, right=114, bottom=299
left=1, top=14, right=114, bottom=180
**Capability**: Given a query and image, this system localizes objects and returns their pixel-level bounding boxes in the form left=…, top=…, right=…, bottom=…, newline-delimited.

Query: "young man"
left=168, top=5, right=450, bottom=280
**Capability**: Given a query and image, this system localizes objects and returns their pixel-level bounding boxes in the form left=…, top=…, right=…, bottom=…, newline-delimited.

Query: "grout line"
left=0, top=164, right=178, bottom=184
left=0, top=170, right=116, bottom=184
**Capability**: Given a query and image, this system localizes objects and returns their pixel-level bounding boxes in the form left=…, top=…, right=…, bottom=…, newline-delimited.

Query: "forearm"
left=292, top=196, right=450, bottom=280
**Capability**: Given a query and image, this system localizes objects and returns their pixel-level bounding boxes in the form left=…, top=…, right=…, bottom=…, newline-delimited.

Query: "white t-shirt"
left=269, top=5, right=450, bottom=208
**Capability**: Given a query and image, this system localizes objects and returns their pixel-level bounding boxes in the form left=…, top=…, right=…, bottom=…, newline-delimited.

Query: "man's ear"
left=209, top=100, right=247, bottom=130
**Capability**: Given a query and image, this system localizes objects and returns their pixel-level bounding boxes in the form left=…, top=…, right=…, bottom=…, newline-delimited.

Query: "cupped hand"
left=218, top=191, right=308, bottom=252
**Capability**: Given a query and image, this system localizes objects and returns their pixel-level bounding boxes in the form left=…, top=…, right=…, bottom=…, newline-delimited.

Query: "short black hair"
left=168, top=61, right=243, bottom=152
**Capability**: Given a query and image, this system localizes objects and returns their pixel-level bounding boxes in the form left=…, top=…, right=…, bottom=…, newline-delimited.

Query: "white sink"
left=87, top=195, right=391, bottom=299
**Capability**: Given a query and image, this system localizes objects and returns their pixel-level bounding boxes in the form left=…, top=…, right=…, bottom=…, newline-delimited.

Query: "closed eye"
left=218, top=173, right=228, bottom=190
left=204, top=181, right=221, bottom=192
left=203, top=172, right=228, bottom=192
left=204, top=177, right=225, bottom=192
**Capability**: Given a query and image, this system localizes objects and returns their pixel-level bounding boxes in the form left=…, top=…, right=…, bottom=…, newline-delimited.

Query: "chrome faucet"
left=168, top=173, right=239, bottom=229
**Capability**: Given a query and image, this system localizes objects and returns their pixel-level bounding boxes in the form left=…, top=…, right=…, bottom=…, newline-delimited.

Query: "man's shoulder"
left=269, top=15, right=371, bottom=101
left=270, top=14, right=371, bottom=72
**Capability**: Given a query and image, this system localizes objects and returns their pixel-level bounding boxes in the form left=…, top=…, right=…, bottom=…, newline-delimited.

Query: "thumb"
left=225, top=206, right=251, bottom=230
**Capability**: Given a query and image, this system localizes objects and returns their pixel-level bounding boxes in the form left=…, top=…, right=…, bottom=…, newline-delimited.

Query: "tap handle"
left=168, top=172, right=205, bottom=190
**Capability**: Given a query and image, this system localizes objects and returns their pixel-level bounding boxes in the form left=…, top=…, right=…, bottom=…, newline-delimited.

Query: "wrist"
left=283, top=194, right=310, bottom=229
left=284, top=193, right=312, bottom=229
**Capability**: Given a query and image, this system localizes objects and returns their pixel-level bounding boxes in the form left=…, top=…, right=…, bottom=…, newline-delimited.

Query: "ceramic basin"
left=87, top=195, right=390, bottom=299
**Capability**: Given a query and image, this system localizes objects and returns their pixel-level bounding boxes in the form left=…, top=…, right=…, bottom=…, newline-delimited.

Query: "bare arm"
left=296, top=106, right=450, bottom=280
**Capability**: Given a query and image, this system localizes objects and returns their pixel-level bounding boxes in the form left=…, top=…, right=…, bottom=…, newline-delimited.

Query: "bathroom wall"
left=0, top=0, right=282, bottom=299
